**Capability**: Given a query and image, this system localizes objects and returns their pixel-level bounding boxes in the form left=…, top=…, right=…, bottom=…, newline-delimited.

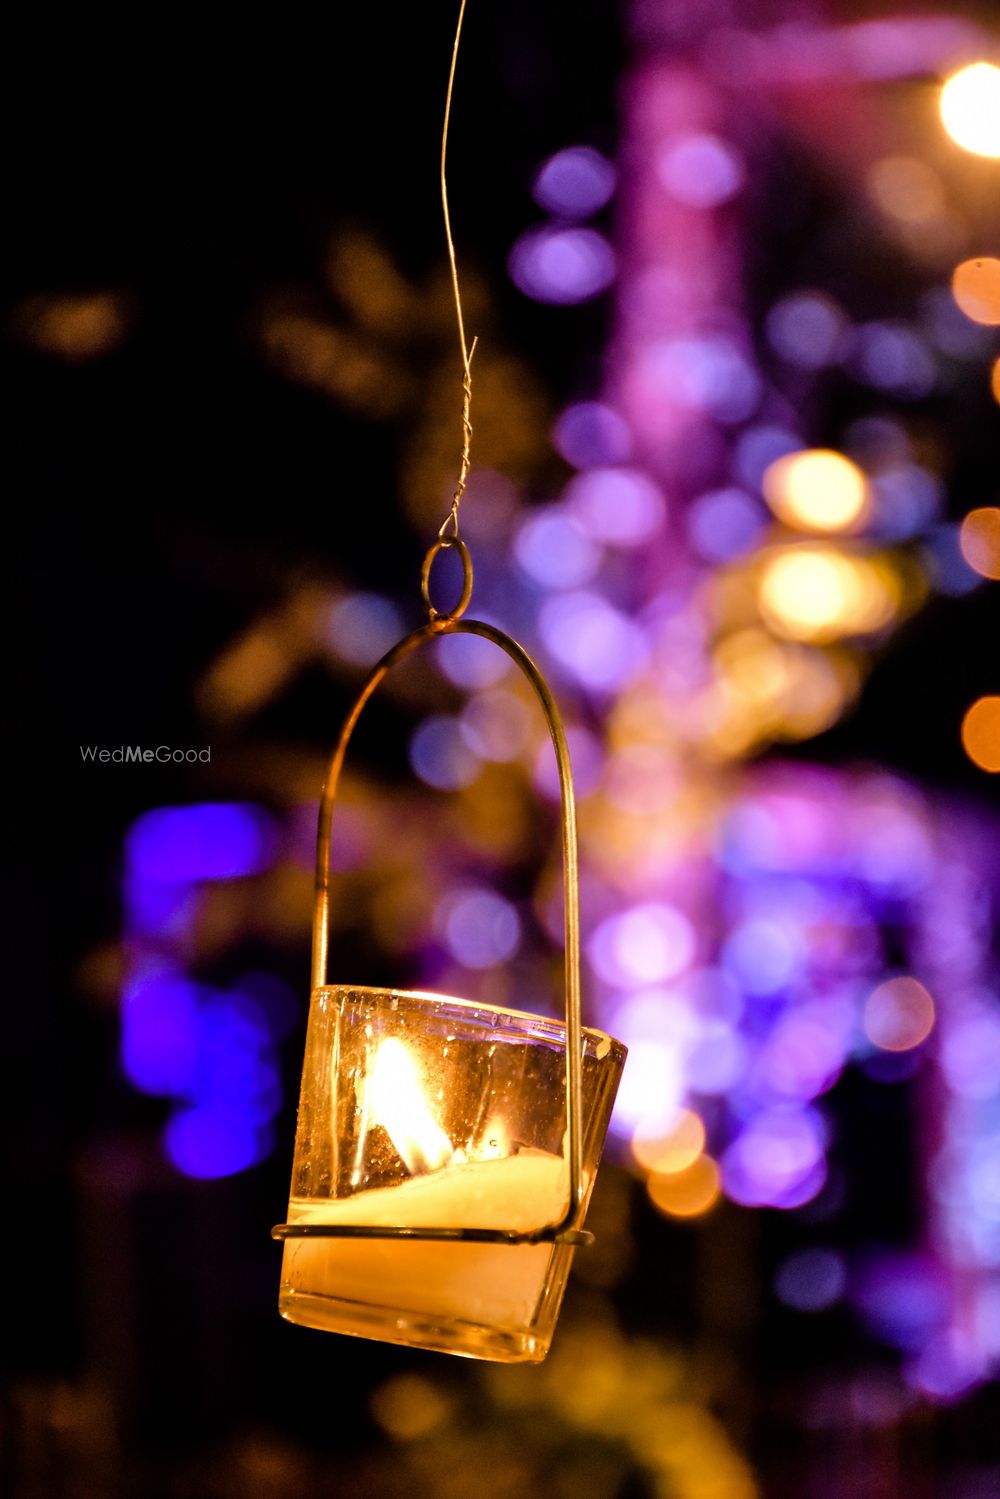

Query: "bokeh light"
left=326, top=592, right=405, bottom=666
left=647, top=1154, right=720, bottom=1218
left=940, top=62, right=1000, bottom=159
left=563, top=467, right=665, bottom=545
left=774, top=1248, right=846, bottom=1312
left=126, top=803, right=276, bottom=885
left=688, top=488, right=768, bottom=562
left=656, top=132, right=744, bottom=208
left=515, top=507, right=601, bottom=587
left=439, top=887, right=521, bottom=969
left=757, top=546, right=899, bottom=642
left=632, top=1108, right=705, bottom=1174
left=540, top=590, right=648, bottom=690
left=409, top=716, right=480, bottom=790
left=762, top=449, right=868, bottom=533
left=589, top=903, right=696, bottom=987
left=951, top=258, right=1000, bottom=326
left=853, top=322, right=936, bottom=400
left=532, top=145, right=616, bottom=218
left=959, top=507, right=1000, bottom=580
left=552, top=401, right=632, bottom=469
left=868, top=156, right=946, bottom=225
left=509, top=226, right=616, bottom=304
left=922, top=524, right=983, bottom=596
left=992, top=356, right=1000, bottom=404
left=863, top=977, right=936, bottom=1052
left=460, top=688, right=533, bottom=762
left=961, top=696, right=1000, bottom=773
left=765, top=292, right=845, bottom=368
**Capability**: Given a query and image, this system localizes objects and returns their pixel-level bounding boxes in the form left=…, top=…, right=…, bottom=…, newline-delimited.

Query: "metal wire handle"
left=272, top=541, right=590, bottom=1249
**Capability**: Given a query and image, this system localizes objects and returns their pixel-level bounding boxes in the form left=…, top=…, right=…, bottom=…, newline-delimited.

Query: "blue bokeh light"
left=126, top=803, right=276, bottom=885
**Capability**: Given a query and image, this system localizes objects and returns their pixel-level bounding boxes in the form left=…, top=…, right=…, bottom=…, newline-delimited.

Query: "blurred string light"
left=532, top=145, right=616, bottom=219
left=409, top=715, right=481, bottom=790
left=120, top=804, right=290, bottom=1179
left=762, top=449, right=868, bottom=532
left=951, top=257, right=1000, bottom=326
left=508, top=226, right=616, bottom=305
left=766, top=291, right=846, bottom=368
left=961, top=696, right=1000, bottom=773
left=940, top=62, right=1000, bottom=159
left=959, top=507, right=1000, bottom=580
left=326, top=592, right=405, bottom=666
left=851, top=322, right=937, bottom=399
left=656, top=131, right=745, bottom=208
left=756, top=545, right=902, bottom=642
left=774, top=1247, right=846, bottom=1312
left=632, top=1108, right=705, bottom=1173
left=922, top=523, right=983, bottom=596
left=993, top=356, right=1000, bottom=403
left=868, top=156, right=946, bottom=227
left=647, top=1153, right=721, bottom=1218
left=435, top=887, right=521, bottom=969
left=563, top=467, right=666, bottom=546
left=863, top=977, right=936, bottom=1052
left=688, top=487, right=768, bottom=562
left=552, top=401, right=632, bottom=468
left=15, top=290, right=132, bottom=360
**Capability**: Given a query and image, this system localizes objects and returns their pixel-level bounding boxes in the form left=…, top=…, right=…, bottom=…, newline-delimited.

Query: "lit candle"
left=279, top=1036, right=579, bottom=1358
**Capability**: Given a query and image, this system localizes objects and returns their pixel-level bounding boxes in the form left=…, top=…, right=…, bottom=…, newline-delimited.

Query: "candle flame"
left=370, top=1038, right=455, bottom=1175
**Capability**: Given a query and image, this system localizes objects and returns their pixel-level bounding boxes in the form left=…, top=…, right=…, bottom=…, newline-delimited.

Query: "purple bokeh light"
left=552, top=402, right=633, bottom=469
left=657, top=132, right=745, bottom=208
left=509, top=227, right=616, bottom=305
left=532, top=145, right=616, bottom=219
left=563, top=467, right=666, bottom=546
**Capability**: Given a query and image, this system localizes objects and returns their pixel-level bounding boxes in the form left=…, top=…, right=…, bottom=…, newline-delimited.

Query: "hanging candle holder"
left=272, top=537, right=626, bottom=1362
left=272, top=0, right=626, bottom=1362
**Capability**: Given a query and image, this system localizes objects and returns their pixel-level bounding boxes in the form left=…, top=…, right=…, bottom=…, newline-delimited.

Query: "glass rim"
left=312, top=982, right=626, bottom=1061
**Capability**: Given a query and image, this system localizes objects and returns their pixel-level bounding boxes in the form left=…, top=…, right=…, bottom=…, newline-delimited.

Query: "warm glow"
left=868, top=156, right=945, bottom=225
left=757, top=546, right=899, bottom=642
left=370, top=1038, right=455, bottom=1174
left=959, top=507, right=1000, bottom=580
left=992, top=356, right=1000, bottom=404
left=961, top=696, right=1000, bottom=773
left=951, top=258, right=1000, bottom=326
left=940, top=62, right=1000, bottom=159
left=632, top=1109, right=705, bottom=1174
left=863, top=977, right=936, bottom=1052
left=647, top=1155, right=720, bottom=1218
left=763, top=449, right=868, bottom=533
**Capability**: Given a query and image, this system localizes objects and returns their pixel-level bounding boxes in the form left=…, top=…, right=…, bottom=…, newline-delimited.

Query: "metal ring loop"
left=420, top=536, right=473, bottom=625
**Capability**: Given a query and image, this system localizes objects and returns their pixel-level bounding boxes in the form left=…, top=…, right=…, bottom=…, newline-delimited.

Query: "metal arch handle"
left=310, top=617, right=587, bottom=1238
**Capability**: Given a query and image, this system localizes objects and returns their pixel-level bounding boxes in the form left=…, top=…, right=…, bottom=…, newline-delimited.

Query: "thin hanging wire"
left=437, top=0, right=478, bottom=542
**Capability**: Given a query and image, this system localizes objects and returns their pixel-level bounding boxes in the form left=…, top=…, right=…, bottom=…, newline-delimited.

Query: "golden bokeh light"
left=951, top=257, right=1000, bottom=326
left=757, top=546, right=899, bottom=643
left=868, top=156, right=946, bottom=225
left=647, top=1154, right=720, bottom=1218
left=632, top=1109, right=705, bottom=1174
left=959, top=507, right=1000, bottom=580
left=863, top=977, right=935, bottom=1052
left=762, top=449, right=868, bottom=533
left=16, top=291, right=130, bottom=360
left=992, top=356, right=1000, bottom=404
left=370, top=1373, right=453, bottom=1440
left=940, top=62, right=1000, bottom=159
left=961, top=696, right=1000, bottom=772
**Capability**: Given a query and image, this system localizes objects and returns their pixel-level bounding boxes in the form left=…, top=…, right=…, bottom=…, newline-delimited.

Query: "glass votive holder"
left=278, top=985, right=625, bottom=1363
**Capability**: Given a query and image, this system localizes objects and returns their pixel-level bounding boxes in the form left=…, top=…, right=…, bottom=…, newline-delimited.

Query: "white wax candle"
left=280, top=1150, right=574, bottom=1335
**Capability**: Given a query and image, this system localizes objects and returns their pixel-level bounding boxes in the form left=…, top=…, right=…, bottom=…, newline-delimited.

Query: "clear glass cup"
left=278, top=985, right=626, bottom=1363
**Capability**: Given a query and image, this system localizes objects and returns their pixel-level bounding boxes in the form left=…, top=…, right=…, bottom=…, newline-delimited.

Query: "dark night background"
left=4, top=2, right=999, bottom=1496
